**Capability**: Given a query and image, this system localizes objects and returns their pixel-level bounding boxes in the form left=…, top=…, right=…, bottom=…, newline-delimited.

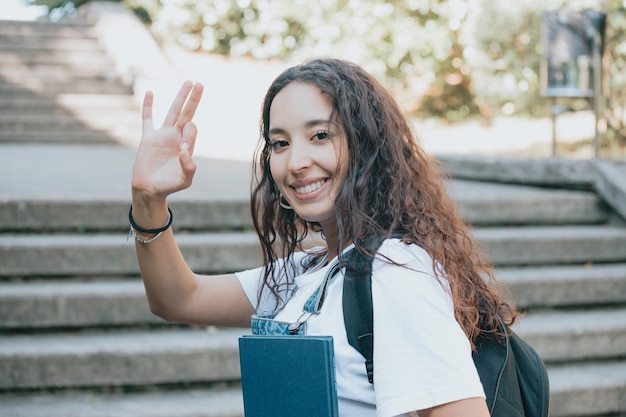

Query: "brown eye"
left=270, top=139, right=289, bottom=150
left=312, top=131, right=330, bottom=141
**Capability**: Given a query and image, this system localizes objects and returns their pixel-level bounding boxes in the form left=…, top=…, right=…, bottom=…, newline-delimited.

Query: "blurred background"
left=16, top=0, right=626, bottom=160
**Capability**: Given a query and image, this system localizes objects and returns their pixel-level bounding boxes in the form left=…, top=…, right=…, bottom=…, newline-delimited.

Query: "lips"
left=294, top=179, right=326, bottom=195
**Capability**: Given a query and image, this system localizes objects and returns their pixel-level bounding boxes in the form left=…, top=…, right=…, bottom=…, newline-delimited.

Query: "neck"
left=320, top=222, right=341, bottom=258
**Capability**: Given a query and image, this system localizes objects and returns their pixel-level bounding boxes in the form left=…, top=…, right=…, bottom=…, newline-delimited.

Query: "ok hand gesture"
left=132, top=81, right=204, bottom=200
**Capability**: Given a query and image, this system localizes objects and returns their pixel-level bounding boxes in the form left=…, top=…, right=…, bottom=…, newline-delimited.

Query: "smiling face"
left=268, top=82, right=348, bottom=231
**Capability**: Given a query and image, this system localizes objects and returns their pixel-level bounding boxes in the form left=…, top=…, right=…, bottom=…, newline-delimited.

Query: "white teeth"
left=295, top=180, right=325, bottom=194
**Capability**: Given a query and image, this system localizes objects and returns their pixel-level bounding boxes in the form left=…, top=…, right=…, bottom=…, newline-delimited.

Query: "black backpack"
left=341, top=237, right=550, bottom=417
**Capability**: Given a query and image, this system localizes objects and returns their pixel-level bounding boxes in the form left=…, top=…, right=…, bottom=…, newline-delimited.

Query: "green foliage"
left=30, top=0, right=88, bottom=9
left=469, top=0, right=545, bottom=118
left=30, top=0, right=118, bottom=16
left=141, top=0, right=480, bottom=115
left=31, top=0, right=152, bottom=25
left=42, top=0, right=625, bottom=147
left=603, top=0, right=626, bottom=147
left=471, top=0, right=626, bottom=148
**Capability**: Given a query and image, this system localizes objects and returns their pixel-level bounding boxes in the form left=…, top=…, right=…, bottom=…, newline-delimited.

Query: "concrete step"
left=0, top=336, right=625, bottom=417
left=0, top=19, right=95, bottom=38
left=0, top=309, right=624, bottom=388
left=2, top=360, right=625, bottom=417
left=0, top=70, right=128, bottom=89
left=475, top=225, right=626, bottom=266
left=0, top=37, right=105, bottom=51
left=0, top=51, right=113, bottom=66
left=0, top=112, right=138, bottom=132
left=516, top=308, right=626, bottom=363
left=0, top=130, right=128, bottom=144
left=0, top=80, right=131, bottom=95
left=440, top=155, right=626, bottom=225
left=0, top=93, right=139, bottom=112
left=0, top=386, right=245, bottom=417
left=0, top=191, right=606, bottom=233
left=548, top=361, right=626, bottom=417
left=0, top=279, right=161, bottom=330
left=498, top=263, right=626, bottom=308
left=0, top=328, right=246, bottom=390
left=0, top=199, right=252, bottom=234
left=3, top=275, right=626, bottom=359
left=3, top=263, right=626, bottom=330
left=0, top=192, right=606, bottom=232
left=449, top=179, right=609, bottom=226
left=2, top=360, right=623, bottom=417
left=5, top=225, right=624, bottom=278
left=0, top=232, right=263, bottom=278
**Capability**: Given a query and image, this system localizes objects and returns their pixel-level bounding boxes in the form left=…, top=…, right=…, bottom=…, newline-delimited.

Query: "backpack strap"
left=342, top=236, right=386, bottom=384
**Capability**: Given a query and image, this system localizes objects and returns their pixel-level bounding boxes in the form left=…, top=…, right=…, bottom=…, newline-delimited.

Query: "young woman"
left=130, top=58, right=517, bottom=417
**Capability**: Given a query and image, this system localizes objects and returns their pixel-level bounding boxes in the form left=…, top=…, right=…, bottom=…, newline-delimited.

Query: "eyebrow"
left=268, top=119, right=337, bottom=136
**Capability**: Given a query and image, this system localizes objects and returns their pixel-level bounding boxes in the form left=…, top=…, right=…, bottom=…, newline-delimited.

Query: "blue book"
left=238, top=335, right=339, bottom=417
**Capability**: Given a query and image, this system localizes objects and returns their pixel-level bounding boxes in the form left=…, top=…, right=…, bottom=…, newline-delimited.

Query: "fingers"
left=162, top=81, right=203, bottom=131
left=163, top=81, right=193, bottom=127
left=179, top=143, right=197, bottom=183
left=142, top=91, right=155, bottom=132
left=176, top=83, right=204, bottom=132
left=179, top=123, right=197, bottom=186
left=179, top=122, right=198, bottom=177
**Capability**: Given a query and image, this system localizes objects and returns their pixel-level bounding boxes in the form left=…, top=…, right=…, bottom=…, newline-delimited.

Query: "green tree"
left=38, top=0, right=626, bottom=149
left=603, top=0, right=626, bottom=150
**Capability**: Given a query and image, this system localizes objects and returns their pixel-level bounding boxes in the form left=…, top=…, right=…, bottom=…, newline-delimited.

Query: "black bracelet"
left=128, top=206, right=173, bottom=234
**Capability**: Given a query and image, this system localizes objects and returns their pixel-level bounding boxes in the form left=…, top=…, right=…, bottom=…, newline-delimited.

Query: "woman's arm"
left=131, top=81, right=255, bottom=328
left=415, top=397, right=490, bottom=417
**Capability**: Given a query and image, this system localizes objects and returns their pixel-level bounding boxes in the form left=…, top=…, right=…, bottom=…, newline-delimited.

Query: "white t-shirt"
left=235, top=239, right=485, bottom=417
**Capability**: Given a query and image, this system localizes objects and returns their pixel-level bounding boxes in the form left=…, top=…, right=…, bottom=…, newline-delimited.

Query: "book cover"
left=238, top=335, right=339, bottom=417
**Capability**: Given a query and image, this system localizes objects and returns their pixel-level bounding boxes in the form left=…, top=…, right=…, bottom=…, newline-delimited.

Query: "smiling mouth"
left=294, top=180, right=326, bottom=194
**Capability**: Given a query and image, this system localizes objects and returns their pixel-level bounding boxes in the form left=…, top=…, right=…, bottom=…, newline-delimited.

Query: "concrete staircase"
left=0, top=17, right=138, bottom=145
left=1, top=13, right=626, bottom=417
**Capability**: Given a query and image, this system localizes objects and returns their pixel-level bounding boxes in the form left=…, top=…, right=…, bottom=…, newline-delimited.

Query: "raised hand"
left=132, top=81, right=204, bottom=200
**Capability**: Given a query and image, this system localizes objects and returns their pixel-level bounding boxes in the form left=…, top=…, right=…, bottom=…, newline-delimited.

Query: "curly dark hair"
left=250, top=58, right=517, bottom=345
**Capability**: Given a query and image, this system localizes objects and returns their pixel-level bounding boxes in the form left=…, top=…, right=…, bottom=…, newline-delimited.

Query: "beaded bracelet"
left=127, top=206, right=173, bottom=244
left=127, top=228, right=165, bottom=244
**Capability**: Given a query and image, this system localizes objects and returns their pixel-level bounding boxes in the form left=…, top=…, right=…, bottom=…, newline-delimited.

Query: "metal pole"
left=593, top=31, right=601, bottom=158
left=551, top=98, right=557, bottom=157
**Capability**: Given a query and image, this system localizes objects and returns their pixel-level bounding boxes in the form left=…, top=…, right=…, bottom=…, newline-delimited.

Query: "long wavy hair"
left=250, top=58, right=517, bottom=345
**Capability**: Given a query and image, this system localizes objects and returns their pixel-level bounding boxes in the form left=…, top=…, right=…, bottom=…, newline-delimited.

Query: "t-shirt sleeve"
left=371, top=240, right=485, bottom=417
left=235, top=250, right=315, bottom=313
left=235, top=265, right=265, bottom=311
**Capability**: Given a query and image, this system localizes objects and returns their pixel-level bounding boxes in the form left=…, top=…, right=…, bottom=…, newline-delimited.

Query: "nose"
left=286, top=139, right=312, bottom=174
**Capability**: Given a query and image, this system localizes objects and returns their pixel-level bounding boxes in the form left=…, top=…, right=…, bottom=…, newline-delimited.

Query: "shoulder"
left=370, top=238, right=451, bottom=302
left=373, top=238, right=437, bottom=275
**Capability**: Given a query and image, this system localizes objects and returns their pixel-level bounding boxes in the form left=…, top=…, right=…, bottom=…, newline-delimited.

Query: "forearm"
left=131, top=196, right=198, bottom=322
left=129, top=82, right=255, bottom=326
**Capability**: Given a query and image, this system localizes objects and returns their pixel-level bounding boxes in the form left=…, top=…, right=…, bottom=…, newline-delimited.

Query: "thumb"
left=179, top=122, right=198, bottom=179
left=181, top=122, right=198, bottom=155
left=179, top=141, right=197, bottom=186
